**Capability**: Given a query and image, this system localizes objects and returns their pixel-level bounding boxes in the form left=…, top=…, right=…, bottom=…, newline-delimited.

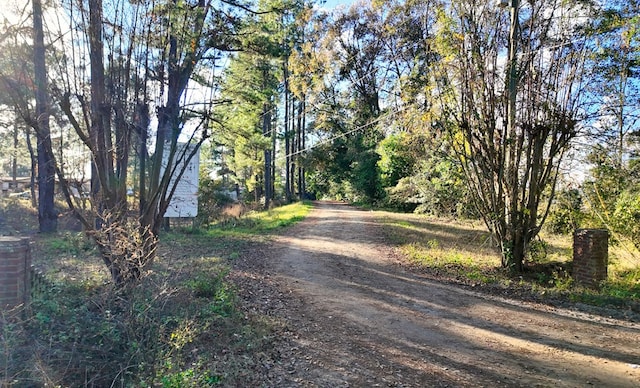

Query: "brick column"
left=0, top=237, right=31, bottom=309
left=573, top=229, right=608, bottom=289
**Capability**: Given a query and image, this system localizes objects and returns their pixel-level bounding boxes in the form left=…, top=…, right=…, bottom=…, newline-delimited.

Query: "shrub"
left=546, top=189, right=584, bottom=234
left=197, top=176, right=236, bottom=225
left=612, top=190, right=640, bottom=248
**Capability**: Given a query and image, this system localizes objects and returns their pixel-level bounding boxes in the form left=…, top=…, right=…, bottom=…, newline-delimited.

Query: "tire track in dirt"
left=264, top=201, right=640, bottom=387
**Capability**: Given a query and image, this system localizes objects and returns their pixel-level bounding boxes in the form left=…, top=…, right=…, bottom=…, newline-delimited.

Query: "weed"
left=46, top=232, right=95, bottom=256
left=160, top=363, right=221, bottom=387
left=426, top=239, right=440, bottom=249
left=185, top=269, right=229, bottom=299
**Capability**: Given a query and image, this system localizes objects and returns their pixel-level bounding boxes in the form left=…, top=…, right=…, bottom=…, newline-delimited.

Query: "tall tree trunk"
left=263, top=100, right=272, bottom=208
left=12, top=120, right=17, bottom=186
left=296, top=99, right=303, bottom=200
left=290, top=96, right=297, bottom=198
left=137, top=103, right=149, bottom=216
left=504, top=0, right=521, bottom=270
left=33, top=0, right=57, bottom=232
left=25, top=127, right=37, bottom=209
left=271, top=109, right=276, bottom=202
left=300, top=96, right=306, bottom=198
left=261, top=67, right=271, bottom=208
left=283, top=57, right=292, bottom=202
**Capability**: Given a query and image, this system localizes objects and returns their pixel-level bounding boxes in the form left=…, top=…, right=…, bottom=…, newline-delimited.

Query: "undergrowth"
left=2, top=201, right=311, bottom=386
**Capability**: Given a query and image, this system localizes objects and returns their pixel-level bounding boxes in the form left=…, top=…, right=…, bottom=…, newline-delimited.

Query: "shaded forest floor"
left=2, top=199, right=640, bottom=386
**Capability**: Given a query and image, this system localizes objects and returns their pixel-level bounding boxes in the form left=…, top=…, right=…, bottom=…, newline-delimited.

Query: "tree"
left=214, top=51, right=276, bottom=203
left=300, top=3, right=391, bottom=203
left=434, top=0, right=594, bottom=271
left=211, top=0, right=307, bottom=206
left=0, top=1, right=57, bottom=231
left=587, top=0, right=640, bottom=168
left=47, top=0, right=239, bottom=286
left=32, top=0, right=57, bottom=232
left=580, top=0, right=640, bottom=234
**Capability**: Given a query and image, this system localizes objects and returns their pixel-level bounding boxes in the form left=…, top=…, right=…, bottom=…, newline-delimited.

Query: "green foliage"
left=351, top=149, right=384, bottom=204
left=583, top=145, right=628, bottom=214
left=547, top=189, right=584, bottom=235
left=308, top=132, right=385, bottom=204
left=377, top=132, right=417, bottom=187
left=582, top=146, right=640, bottom=247
left=160, top=366, right=221, bottom=388
left=186, top=269, right=236, bottom=317
left=527, top=239, right=549, bottom=264
left=197, top=175, right=236, bottom=225
left=612, top=190, right=640, bottom=248
left=601, top=267, right=640, bottom=299
left=44, top=232, right=96, bottom=256
left=386, top=155, right=475, bottom=218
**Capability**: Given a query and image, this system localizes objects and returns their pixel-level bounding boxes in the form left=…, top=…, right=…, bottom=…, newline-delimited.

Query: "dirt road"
left=242, top=201, right=640, bottom=387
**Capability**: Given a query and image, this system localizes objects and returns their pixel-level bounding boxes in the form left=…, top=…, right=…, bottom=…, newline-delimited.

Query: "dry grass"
left=376, top=210, right=640, bottom=304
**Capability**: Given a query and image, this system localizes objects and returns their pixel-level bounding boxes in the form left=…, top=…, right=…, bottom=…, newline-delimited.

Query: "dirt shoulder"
left=232, top=201, right=640, bottom=387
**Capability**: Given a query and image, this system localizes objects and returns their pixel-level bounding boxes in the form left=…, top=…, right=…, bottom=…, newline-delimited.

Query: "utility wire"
left=276, top=100, right=419, bottom=161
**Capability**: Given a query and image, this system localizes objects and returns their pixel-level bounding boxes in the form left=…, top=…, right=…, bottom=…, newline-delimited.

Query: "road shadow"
left=239, top=201, right=640, bottom=387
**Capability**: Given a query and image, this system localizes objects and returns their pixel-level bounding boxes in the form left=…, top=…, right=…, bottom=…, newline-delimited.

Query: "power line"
left=276, top=100, right=419, bottom=161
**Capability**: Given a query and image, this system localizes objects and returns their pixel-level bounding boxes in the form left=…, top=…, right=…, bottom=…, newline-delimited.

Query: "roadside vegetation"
left=0, top=0, right=639, bottom=384
left=379, top=211, right=640, bottom=315
left=1, top=200, right=311, bottom=387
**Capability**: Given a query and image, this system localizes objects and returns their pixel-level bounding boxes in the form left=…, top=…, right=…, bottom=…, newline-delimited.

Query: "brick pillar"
left=0, top=237, right=31, bottom=309
left=573, top=229, right=608, bottom=289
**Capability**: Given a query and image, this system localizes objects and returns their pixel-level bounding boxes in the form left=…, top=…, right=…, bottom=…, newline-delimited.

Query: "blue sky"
left=318, top=0, right=356, bottom=11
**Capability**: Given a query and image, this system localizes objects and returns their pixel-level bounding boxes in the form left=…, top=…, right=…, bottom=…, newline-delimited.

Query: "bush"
left=197, top=176, right=236, bottom=225
left=612, top=190, right=640, bottom=248
left=546, top=189, right=584, bottom=234
left=385, top=158, right=476, bottom=218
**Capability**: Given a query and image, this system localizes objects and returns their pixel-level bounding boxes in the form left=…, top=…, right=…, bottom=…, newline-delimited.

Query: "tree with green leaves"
left=215, top=51, right=278, bottom=203
left=300, top=2, right=391, bottom=203
left=580, top=0, right=640, bottom=241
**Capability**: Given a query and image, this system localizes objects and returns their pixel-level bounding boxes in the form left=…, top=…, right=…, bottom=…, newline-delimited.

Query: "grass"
left=2, top=201, right=313, bottom=387
left=214, top=200, right=313, bottom=235
left=378, top=210, right=640, bottom=309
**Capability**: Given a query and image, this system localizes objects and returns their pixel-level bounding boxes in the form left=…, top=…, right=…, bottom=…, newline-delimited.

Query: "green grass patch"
left=207, top=201, right=313, bottom=237
left=40, top=232, right=96, bottom=256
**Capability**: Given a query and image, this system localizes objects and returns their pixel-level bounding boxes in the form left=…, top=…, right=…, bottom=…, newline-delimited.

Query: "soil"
left=232, top=201, right=640, bottom=387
